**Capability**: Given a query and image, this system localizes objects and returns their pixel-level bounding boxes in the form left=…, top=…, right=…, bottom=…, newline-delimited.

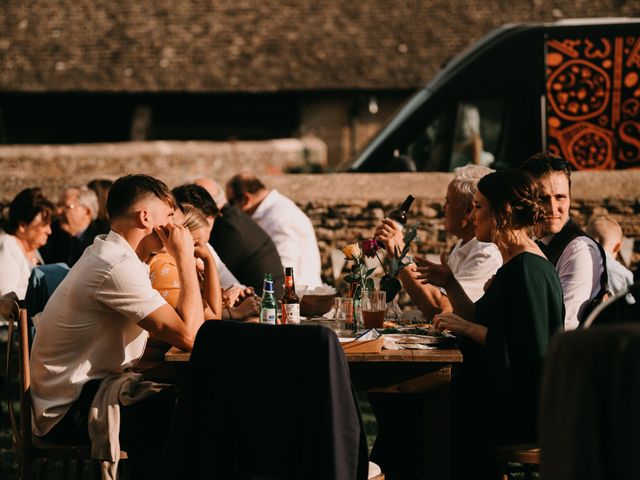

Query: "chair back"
left=24, top=263, right=70, bottom=321
left=164, top=321, right=369, bottom=480
left=4, top=299, right=32, bottom=456
left=540, top=324, right=640, bottom=480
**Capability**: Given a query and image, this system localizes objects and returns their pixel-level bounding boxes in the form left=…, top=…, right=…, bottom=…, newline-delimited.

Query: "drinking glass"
left=336, top=297, right=354, bottom=333
left=362, top=291, right=386, bottom=329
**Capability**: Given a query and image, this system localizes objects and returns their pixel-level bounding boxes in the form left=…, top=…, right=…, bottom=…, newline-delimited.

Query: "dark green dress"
left=458, top=252, right=564, bottom=447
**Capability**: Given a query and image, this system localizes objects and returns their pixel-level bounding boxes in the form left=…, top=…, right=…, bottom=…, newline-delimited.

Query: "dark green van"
left=349, top=18, right=640, bottom=172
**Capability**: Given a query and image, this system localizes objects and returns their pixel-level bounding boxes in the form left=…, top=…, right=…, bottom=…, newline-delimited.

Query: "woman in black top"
left=416, top=169, right=565, bottom=479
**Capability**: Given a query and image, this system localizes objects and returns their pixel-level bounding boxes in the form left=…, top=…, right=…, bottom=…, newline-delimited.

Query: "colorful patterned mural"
left=546, top=35, right=640, bottom=170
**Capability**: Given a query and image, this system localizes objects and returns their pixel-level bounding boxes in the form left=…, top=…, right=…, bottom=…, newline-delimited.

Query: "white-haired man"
left=41, top=186, right=109, bottom=267
left=587, top=215, right=633, bottom=295
left=371, top=164, right=502, bottom=480
left=376, top=164, right=502, bottom=318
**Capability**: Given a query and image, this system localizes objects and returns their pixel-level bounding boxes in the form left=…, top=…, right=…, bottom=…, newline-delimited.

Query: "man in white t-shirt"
left=587, top=215, right=634, bottom=295
left=375, top=165, right=502, bottom=319
left=521, top=153, right=604, bottom=330
left=30, top=174, right=204, bottom=451
left=226, top=172, right=322, bottom=288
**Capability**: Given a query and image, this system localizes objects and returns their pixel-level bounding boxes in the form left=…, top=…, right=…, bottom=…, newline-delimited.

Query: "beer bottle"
left=281, top=267, right=300, bottom=324
left=260, top=273, right=277, bottom=325
left=387, top=194, right=415, bottom=228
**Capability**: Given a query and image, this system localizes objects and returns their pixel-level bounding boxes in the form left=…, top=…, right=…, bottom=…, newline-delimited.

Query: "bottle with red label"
left=281, top=267, right=300, bottom=324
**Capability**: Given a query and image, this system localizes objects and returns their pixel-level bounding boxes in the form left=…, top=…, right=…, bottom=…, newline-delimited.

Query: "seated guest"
left=0, top=188, right=54, bottom=299
left=416, top=169, right=564, bottom=479
left=226, top=172, right=323, bottom=288
left=148, top=204, right=222, bottom=320
left=375, top=165, right=501, bottom=318
left=137, top=204, right=223, bottom=378
left=586, top=215, right=633, bottom=295
left=521, top=152, right=604, bottom=329
left=41, top=186, right=109, bottom=267
left=172, top=184, right=263, bottom=304
left=194, top=176, right=285, bottom=298
left=87, top=178, right=113, bottom=229
left=30, top=174, right=203, bottom=462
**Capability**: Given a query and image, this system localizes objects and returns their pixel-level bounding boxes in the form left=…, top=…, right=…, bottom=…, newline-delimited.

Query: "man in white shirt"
left=30, top=174, right=204, bottom=452
left=587, top=215, right=634, bottom=295
left=376, top=164, right=502, bottom=319
left=226, top=173, right=322, bottom=288
left=521, top=152, right=604, bottom=330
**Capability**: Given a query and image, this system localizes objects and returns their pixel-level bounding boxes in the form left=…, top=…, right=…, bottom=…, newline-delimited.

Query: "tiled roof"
left=0, top=0, right=637, bottom=92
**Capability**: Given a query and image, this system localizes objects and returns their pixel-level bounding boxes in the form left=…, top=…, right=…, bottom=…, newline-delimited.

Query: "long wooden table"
left=165, top=345, right=462, bottom=480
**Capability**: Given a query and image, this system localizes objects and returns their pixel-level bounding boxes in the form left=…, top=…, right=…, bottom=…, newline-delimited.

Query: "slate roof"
left=0, top=0, right=637, bottom=92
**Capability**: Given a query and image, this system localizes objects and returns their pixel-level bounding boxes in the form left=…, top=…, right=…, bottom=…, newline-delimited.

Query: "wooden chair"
left=4, top=299, right=127, bottom=479
left=493, top=443, right=540, bottom=480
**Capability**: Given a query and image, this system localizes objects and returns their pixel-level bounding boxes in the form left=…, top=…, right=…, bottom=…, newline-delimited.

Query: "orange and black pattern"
left=546, top=35, right=640, bottom=170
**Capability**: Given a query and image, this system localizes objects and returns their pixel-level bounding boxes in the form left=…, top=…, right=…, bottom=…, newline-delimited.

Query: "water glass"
left=336, top=297, right=354, bottom=332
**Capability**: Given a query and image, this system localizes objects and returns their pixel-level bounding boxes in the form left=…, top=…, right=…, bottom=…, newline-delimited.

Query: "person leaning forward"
left=29, top=174, right=204, bottom=465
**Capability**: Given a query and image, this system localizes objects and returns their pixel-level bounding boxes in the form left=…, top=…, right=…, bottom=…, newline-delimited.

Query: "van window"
left=450, top=99, right=505, bottom=170
left=402, top=98, right=505, bottom=171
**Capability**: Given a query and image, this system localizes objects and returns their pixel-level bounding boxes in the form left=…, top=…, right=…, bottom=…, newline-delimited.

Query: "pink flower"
left=361, top=238, right=380, bottom=258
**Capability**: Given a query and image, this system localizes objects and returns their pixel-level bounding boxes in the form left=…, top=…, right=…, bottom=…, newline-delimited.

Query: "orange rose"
left=342, top=243, right=362, bottom=260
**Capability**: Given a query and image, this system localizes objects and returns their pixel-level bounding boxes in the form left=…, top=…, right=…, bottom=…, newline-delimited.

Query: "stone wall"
left=1, top=145, right=638, bottom=294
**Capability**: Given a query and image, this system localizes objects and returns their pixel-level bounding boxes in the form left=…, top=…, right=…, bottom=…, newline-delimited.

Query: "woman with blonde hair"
left=148, top=203, right=222, bottom=319
left=416, top=169, right=564, bottom=479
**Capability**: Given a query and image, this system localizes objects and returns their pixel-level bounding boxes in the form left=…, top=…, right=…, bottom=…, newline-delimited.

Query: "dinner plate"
left=383, top=332, right=456, bottom=346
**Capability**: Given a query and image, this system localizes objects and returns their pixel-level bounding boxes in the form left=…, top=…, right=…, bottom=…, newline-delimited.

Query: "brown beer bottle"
left=281, top=267, right=300, bottom=324
left=387, top=194, right=415, bottom=228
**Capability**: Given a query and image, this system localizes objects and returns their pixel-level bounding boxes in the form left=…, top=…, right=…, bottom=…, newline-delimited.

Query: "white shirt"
left=251, top=190, right=322, bottom=288
left=542, top=235, right=603, bottom=330
left=208, top=244, right=242, bottom=289
left=604, top=250, right=634, bottom=296
left=30, top=231, right=166, bottom=436
left=0, top=233, right=38, bottom=299
left=447, top=237, right=502, bottom=302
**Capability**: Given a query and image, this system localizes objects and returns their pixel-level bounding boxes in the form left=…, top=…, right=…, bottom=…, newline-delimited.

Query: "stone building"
left=1, top=0, right=638, bottom=166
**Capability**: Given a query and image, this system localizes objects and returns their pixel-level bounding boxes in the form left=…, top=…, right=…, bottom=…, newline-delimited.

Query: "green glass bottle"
left=260, top=273, right=277, bottom=325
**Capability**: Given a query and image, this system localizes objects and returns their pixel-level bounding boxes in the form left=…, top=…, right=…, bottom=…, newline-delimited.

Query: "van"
left=348, top=18, right=640, bottom=172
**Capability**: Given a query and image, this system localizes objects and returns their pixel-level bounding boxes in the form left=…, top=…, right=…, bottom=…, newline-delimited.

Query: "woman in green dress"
left=416, top=169, right=565, bottom=478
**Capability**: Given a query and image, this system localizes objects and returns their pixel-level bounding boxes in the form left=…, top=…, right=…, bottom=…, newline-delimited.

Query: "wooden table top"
left=165, top=345, right=463, bottom=364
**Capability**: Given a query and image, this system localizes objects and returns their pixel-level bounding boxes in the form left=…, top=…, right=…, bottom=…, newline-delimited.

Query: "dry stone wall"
left=0, top=143, right=638, bottom=297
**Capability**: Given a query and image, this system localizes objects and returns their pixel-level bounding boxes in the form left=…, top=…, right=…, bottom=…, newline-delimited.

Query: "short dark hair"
left=171, top=184, right=219, bottom=218
left=226, top=174, right=265, bottom=205
left=106, top=174, right=176, bottom=220
left=520, top=152, right=572, bottom=189
left=7, top=188, right=54, bottom=234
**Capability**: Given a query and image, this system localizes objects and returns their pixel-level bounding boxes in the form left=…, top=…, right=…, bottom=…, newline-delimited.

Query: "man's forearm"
left=175, top=258, right=205, bottom=334
left=202, top=257, right=222, bottom=319
left=399, top=266, right=452, bottom=321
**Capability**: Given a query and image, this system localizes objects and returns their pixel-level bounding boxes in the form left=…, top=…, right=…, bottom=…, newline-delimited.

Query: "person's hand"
left=414, top=253, right=454, bottom=288
left=229, top=295, right=260, bottom=321
left=155, top=223, right=194, bottom=263
left=374, top=218, right=405, bottom=258
left=222, top=285, right=255, bottom=308
left=433, top=312, right=473, bottom=336
left=193, top=242, right=214, bottom=263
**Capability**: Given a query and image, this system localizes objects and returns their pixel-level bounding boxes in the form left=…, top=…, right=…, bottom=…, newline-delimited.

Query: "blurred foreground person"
left=30, top=175, right=204, bottom=477
left=41, top=186, right=109, bottom=267
left=0, top=188, right=54, bottom=299
left=416, top=169, right=564, bottom=479
left=226, top=172, right=322, bottom=288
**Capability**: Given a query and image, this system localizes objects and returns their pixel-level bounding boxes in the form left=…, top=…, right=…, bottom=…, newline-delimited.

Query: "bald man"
left=193, top=177, right=285, bottom=297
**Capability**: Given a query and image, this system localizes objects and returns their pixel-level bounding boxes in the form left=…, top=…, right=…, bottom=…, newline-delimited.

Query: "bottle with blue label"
left=260, top=273, right=277, bottom=325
